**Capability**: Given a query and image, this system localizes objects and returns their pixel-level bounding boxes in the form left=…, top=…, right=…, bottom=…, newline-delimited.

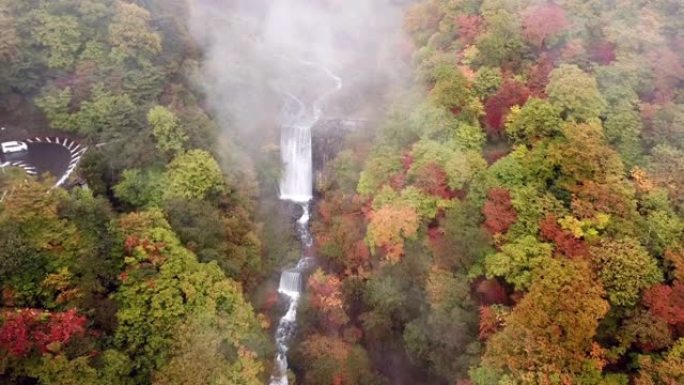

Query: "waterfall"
left=279, top=270, right=303, bottom=297
left=279, top=122, right=313, bottom=203
left=269, top=62, right=342, bottom=385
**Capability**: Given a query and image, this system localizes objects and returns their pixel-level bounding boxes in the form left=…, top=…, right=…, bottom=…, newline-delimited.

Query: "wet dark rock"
left=312, top=118, right=370, bottom=175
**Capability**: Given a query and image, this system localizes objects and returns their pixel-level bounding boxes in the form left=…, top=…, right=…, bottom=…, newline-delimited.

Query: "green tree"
left=547, top=122, right=627, bottom=197
left=57, top=188, right=119, bottom=329
left=164, top=150, right=225, bottom=201
left=148, top=106, right=188, bottom=157
left=357, top=146, right=403, bottom=197
left=473, top=67, right=503, bottom=99
left=637, top=189, right=684, bottom=256
left=361, top=265, right=415, bottom=340
left=430, top=64, right=470, bottom=111
left=546, top=64, right=606, bottom=123
left=505, top=98, right=563, bottom=144
left=410, top=102, right=459, bottom=141
left=590, top=238, right=663, bottom=307
left=453, top=122, right=486, bottom=151
left=597, top=71, right=644, bottom=166
left=108, top=1, right=161, bottom=63
left=475, top=0, right=527, bottom=68
left=0, top=3, right=18, bottom=63
left=152, top=314, right=263, bottom=385
left=99, top=349, right=135, bottom=385
left=484, top=235, right=553, bottom=291
left=113, top=168, right=165, bottom=208
left=164, top=198, right=263, bottom=286
left=603, top=106, right=643, bottom=167
left=71, top=86, right=137, bottom=137
left=0, top=179, right=82, bottom=306
left=113, top=211, right=266, bottom=383
left=404, top=269, right=480, bottom=381
left=35, top=86, right=74, bottom=132
left=31, top=10, right=83, bottom=70
left=29, top=355, right=98, bottom=385
left=650, top=144, right=684, bottom=211
left=444, top=150, right=488, bottom=190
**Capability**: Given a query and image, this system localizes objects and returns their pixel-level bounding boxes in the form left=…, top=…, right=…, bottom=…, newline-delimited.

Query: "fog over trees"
left=0, top=0, right=683, bottom=384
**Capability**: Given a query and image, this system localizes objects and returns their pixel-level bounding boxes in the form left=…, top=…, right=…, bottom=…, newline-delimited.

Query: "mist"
left=186, top=0, right=413, bottom=153
left=185, top=2, right=415, bottom=383
left=3, top=1, right=684, bottom=385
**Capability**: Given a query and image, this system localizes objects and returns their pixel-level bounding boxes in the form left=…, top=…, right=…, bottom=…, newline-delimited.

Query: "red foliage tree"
left=413, top=162, right=453, bottom=199
left=643, top=282, right=684, bottom=327
left=0, top=309, right=87, bottom=357
left=0, top=309, right=38, bottom=357
left=539, top=215, right=589, bottom=258
left=649, top=48, right=684, bottom=102
left=588, top=41, right=616, bottom=65
left=402, top=151, right=414, bottom=172
left=34, top=309, right=87, bottom=353
left=388, top=171, right=407, bottom=191
left=455, top=15, right=483, bottom=46
left=475, top=278, right=509, bottom=305
left=527, top=54, right=555, bottom=97
left=522, top=3, right=570, bottom=49
left=482, top=188, right=517, bottom=234
left=484, top=80, right=530, bottom=136
left=427, top=226, right=443, bottom=242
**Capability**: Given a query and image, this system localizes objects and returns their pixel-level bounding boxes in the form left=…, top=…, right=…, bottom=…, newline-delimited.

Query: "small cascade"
left=278, top=270, right=303, bottom=297
left=269, top=61, right=343, bottom=385
left=269, top=204, right=311, bottom=385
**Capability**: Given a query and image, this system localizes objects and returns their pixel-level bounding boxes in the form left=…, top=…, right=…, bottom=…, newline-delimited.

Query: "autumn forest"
left=0, top=0, right=684, bottom=385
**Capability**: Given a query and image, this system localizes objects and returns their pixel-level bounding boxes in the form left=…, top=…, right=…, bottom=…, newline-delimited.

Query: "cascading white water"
left=270, top=62, right=342, bottom=385
left=278, top=270, right=303, bottom=297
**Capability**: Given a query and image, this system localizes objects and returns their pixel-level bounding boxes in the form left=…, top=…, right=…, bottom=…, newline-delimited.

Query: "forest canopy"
left=308, top=0, right=684, bottom=384
left=0, top=1, right=270, bottom=384
left=0, top=0, right=684, bottom=384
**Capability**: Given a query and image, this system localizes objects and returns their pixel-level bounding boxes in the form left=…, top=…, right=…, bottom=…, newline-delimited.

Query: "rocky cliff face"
left=312, top=118, right=370, bottom=178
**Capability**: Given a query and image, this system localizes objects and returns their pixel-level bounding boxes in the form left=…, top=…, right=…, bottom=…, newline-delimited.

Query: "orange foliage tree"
left=366, top=203, right=419, bottom=263
left=315, top=192, right=371, bottom=277
left=481, top=259, right=609, bottom=381
left=308, top=269, right=349, bottom=332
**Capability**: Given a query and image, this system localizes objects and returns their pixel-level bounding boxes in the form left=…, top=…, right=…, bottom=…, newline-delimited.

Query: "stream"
left=269, top=60, right=343, bottom=385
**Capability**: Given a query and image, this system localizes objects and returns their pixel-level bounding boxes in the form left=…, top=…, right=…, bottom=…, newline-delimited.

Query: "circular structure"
left=1, top=137, right=86, bottom=187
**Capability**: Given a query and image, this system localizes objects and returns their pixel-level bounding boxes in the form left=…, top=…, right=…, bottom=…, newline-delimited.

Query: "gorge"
left=270, top=60, right=342, bottom=385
